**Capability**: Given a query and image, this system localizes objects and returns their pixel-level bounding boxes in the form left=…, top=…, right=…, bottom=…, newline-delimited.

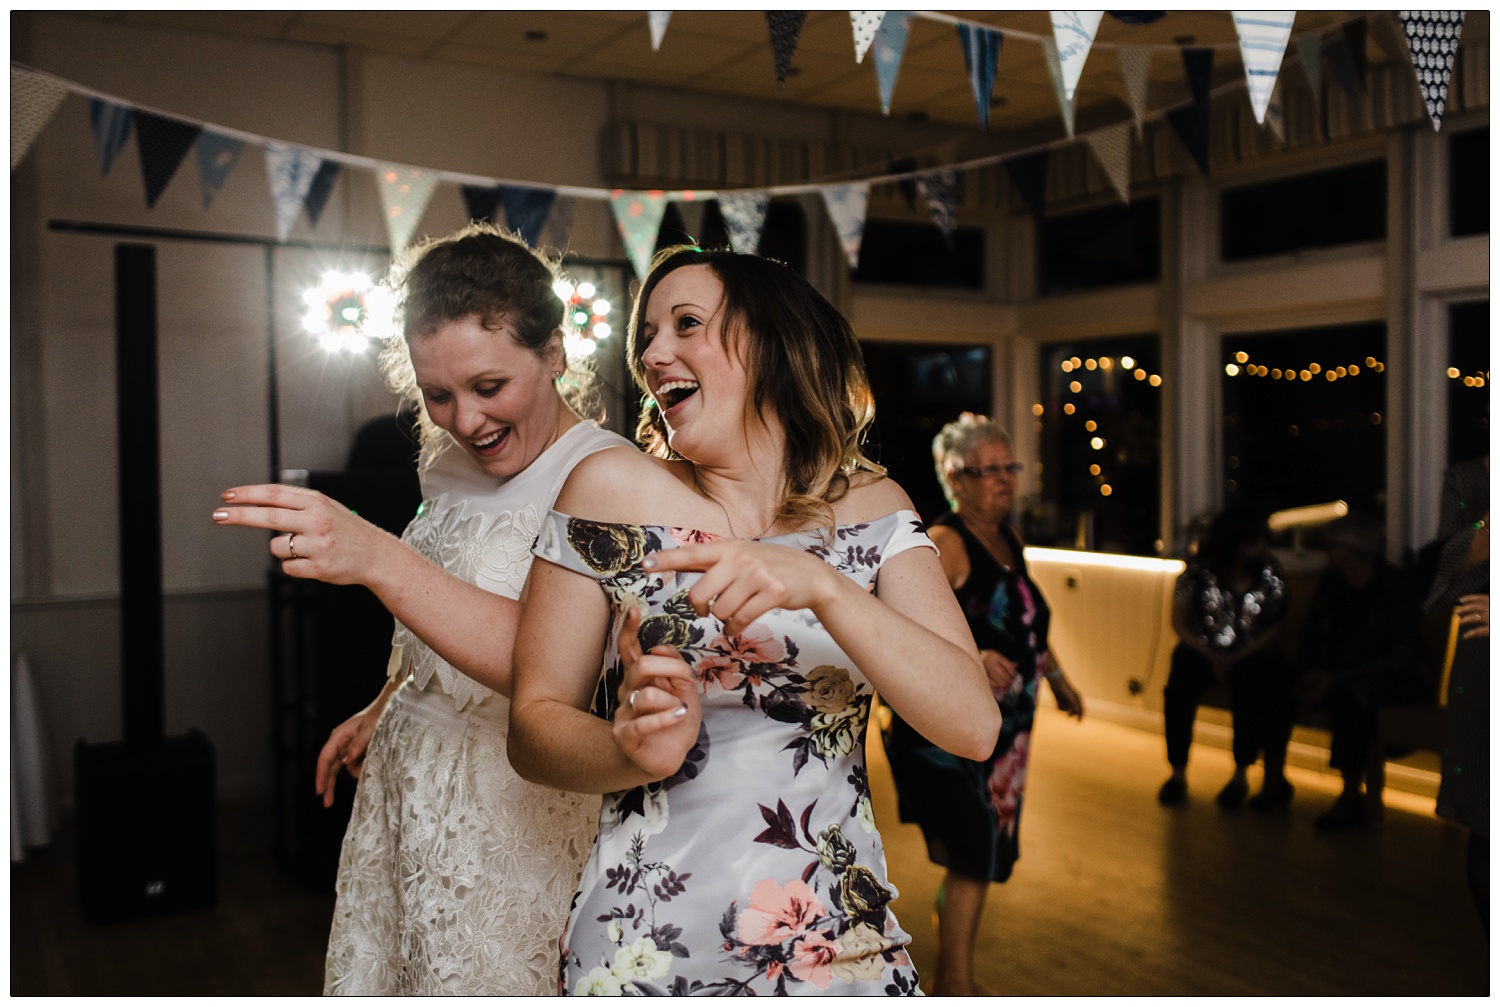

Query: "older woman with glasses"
left=881, top=413, right=1083, bottom=995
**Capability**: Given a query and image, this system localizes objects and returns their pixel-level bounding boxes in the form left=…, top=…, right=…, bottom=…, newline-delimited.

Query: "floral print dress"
left=533, top=510, right=932, bottom=996
left=882, top=513, right=1050, bottom=884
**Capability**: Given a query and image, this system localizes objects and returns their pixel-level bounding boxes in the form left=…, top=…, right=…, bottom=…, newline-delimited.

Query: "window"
left=1033, top=335, right=1163, bottom=556
left=1449, top=127, right=1489, bottom=237
left=1221, top=323, right=1387, bottom=521
left=1447, top=300, right=1489, bottom=464
left=854, top=219, right=985, bottom=289
left=860, top=342, right=993, bottom=522
left=1220, top=161, right=1386, bottom=260
left=1037, top=199, right=1160, bottom=296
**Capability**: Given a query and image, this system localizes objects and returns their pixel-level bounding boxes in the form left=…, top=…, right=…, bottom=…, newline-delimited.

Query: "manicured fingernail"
left=212, top=510, right=229, bottom=521
left=221, top=490, right=236, bottom=500
left=641, top=555, right=658, bottom=570
left=674, top=706, right=687, bottom=718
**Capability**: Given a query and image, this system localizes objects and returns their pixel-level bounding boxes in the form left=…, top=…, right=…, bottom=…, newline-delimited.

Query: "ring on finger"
left=287, top=533, right=300, bottom=560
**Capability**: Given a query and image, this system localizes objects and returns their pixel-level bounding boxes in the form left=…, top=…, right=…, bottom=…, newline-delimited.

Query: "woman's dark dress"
left=882, top=512, right=1050, bottom=884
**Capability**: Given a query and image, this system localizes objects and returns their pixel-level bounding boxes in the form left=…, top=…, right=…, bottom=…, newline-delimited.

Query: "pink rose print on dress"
left=788, top=932, right=841, bottom=989
left=736, top=877, right=826, bottom=946
left=988, top=734, right=1030, bottom=836
left=669, top=527, right=720, bottom=547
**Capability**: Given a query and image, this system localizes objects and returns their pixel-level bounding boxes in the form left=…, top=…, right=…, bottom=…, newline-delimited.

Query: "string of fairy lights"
left=1035, top=352, right=1164, bottom=501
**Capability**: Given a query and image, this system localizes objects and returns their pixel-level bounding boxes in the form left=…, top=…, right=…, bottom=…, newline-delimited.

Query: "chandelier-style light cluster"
left=303, top=270, right=394, bottom=353
left=554, top=279, right=612, bottom=360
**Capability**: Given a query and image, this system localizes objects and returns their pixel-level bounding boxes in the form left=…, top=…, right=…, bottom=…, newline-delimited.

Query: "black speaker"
left=74, top=730, right=217, bottom=922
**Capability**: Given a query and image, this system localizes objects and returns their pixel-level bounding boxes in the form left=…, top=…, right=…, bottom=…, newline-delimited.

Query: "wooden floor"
left=11, top=710, right=1490, bottom=996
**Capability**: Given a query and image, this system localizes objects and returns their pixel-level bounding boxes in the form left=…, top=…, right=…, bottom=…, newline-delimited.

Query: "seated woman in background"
left=881, top=413, right=1084, bottom=996
left=506, top=246, right=1001, bottom=995
left=214, top=224, right=633, bottom=994
left=1157, top=507, right=1295, bottom=812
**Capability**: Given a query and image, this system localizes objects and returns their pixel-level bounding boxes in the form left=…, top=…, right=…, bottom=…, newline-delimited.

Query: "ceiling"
left=84, top=10, right=1427, bottom=135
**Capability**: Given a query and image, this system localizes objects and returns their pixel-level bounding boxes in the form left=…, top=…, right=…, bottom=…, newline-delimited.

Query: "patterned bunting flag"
left=1263, top=77, right=1287, bottom=143
left=11, top=67, right=69, bottom=170
left=1399, top=11, right=1465, bottom=132
left=302, top=160, right=341, bottom=228
left=957, top=24, right=1003, bottom=129
left=1107, top=12, right=1164, bottom=25
left=1117, top=44, right=1152, bottom=138
left=1346, top=18, right=1368, bottom=88
left=1324, top=31, right=1362, bottom=98
left=889, top=157, right=919, bottom=210
left=134, top=111, right=201, bottom=208
left=89, top=99, right=135, bottom=176
left=1051, top=12, right=1104, bottom=103
left=1294, top=31, right=1323, bottom=113
left=195, top=131, right=244, bottom=208
left=1042, top=39, right=1076, bottom=137
left=1004, top=150, right=1050, bottom=219
left=819, top=183, right=871, bottom=269
left=850, top=11, right=886, bottom=63
left=610, top=189, right=670, bottom=279
left=1232, top=11, right=1295, bottom=124
left=648, top=11, right=671, bottom=51
left=376, top=163, right=439, bottom=254
left=915, top=169, right=961, bottom=246
left=766, top=12, right=807, bottom=86
left=1166, top=47, right=1213, bottom=175
left=540, top=196, right=575, bottom=249
left=717, top=191, right=771, bottom=254
left=264, top=142, right=322, bottom=240
left=676, top=194, right=708, bottom=243
left=1084, top=120, right=1133, bottom=204
left=461, top=184, right=503, bottom=224
left=500, top=185, right=557, bottom=247
left=872, top=12, right=912, bottom=115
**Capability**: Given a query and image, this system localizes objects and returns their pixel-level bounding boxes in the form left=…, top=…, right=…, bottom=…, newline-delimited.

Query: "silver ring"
left=628, top=690, right=639, bottom=713
left=707, top=596, right=718, bottom=614
left=287, top=533, right=299, bottom=560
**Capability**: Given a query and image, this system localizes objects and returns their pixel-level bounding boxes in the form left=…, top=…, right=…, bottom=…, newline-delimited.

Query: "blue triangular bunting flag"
left=264, top=142, right=322, bottom=241
left=1108, top=12, right=1164, bottom=25
left=303, top=160, right=341, bottom=228
left=610, top=189, right=670, bottom=280
left=462, top=184, right=503, bottom=224
left=1051, top=12, right=1104, bottom=103
left=1232, top=11, right=1295, bottom=124
left=957, top=24, right=1003, bottom=128
left=1295, top=31, right=1323, bottom=112
left=134, top=111, right=201, bottom=208
left=500, top=186, right=557, bottom=247
left=195, top=131, right=244, bottom=208
left=915, top=169, right=961, bottom=246
left=1167, top=47, right=1213, bottom=175
left=717, top=191, right=771, bottom=254
left=766, top=12, right=807, bottom=86
left=1004, top=150, right=1050, bottom=219
left=89, top=99, right=134, bottom=176
left=820, top=183, right=871, bottom=269
left=872, top=12, right=911, bottom=115
left=648, top=11, right=671, bottom=51
left=1324, top=32, right=1362, bottom=98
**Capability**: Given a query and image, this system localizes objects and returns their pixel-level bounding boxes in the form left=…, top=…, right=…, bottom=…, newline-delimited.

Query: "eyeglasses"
left=959, top=463, right=1024, bottom=480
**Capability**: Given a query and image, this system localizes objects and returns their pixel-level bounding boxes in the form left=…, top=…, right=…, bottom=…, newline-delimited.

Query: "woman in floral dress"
left=508, top=247, right=1001, bottom=995
left=882, top=414, right=1084, bottom=995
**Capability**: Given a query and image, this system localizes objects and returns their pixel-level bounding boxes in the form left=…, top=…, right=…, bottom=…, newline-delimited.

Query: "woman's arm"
left=214, top=483, right=523, bottom=695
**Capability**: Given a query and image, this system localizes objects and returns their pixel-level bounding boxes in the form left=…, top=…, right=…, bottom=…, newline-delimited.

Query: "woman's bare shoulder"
left=554, top=447, right=685, bottom=522
left=833, top=472, right=921, bottom=525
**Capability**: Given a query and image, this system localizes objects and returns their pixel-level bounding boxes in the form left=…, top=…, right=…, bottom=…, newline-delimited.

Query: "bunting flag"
left=717, top=191, right=770, bottom=254
left=500, top=185, right=557, bottom=247
left=1004, top=150, right=1050, bottom=219
left=1166, top=47, right=1213, bottom=175
left=264, top=142, right=322, bottom=240
left=1051, top=12, right=1104, bottom=103
left=610, top=189, right=670, bottom=279
left=957, top=24, right=1003, bottom=129
left=872, top=11, right=912, bottom=115
left=461, top=184, right=504, bottom=224
left=302, top=159, right=341, bottom=228
left=1263, top=77, right=1287, bottom=143
left=850, top=11, right=886, bottom=63
left=819, top=182, right=871, bottom=269
left=1399, top=11, right=1465, bottom=132
left=376, top=163, right=439, bottom=254
left=540, top=196, right=575, bottom=249
left=1324, top=30, right=1362, bottom=98
left=766, top=12, right=807, bottom=85
left=1084, top=120, right=1133, bottom=204
left=889, top=156, right=919, bottom=210
left=1042, top=39, right=1077, bottom=137
left=1232, top=11, right=1295, bottom=124
left=915, top=169, right=961, bottom=245
left=11, top=67, right=69, bottom=170
left=133, top=111, right=201, bottom=208
left=1107, top=12, right=1165, bottom=25
left=1117, top=44, right=1152, bottom=138
left=648, top=11, right=671, bottom=51
left=1346, top=18, right=1368, bottom=89
left=89, top=99, right=134, bottom=176
left=1294, top=31, right=1323, bottom=113
left=676, top=194, right=708, bottom=243
left=195, top=132, right=244, bottom=208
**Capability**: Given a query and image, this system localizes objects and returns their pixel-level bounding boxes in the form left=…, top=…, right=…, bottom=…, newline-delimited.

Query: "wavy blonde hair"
left=626, top=245, right=884, bottom=535
left=932, top=413, right=1012, bottom=509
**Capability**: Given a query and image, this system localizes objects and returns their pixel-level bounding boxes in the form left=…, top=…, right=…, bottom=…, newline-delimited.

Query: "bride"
left=214, top=223, right=632, bottom=994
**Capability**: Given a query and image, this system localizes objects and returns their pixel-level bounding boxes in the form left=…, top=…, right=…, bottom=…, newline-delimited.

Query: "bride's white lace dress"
left=323, top=420, right=630, bottom=996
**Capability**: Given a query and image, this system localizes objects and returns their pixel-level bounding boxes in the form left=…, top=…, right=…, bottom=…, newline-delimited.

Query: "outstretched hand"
left=612, top=607, right=702, bottom=781
left=212, top=483, right=394, bottom=585
left=641, top=539, right=841, bottom=637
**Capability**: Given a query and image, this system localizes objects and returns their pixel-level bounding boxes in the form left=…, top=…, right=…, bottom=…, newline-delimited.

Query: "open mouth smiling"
left=655, top=379, right=700, bottom=414
left=471, top=427, right=510, bottom=454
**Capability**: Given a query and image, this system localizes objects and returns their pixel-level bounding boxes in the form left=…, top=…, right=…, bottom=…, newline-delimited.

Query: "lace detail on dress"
left=392, top=496, right=543, bottom=710
left=324, top=687, right=600, bottom=995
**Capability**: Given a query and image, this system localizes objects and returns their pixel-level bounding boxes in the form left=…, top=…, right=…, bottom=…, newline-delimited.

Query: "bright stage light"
left=305, top=268, right=379, bottom=353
